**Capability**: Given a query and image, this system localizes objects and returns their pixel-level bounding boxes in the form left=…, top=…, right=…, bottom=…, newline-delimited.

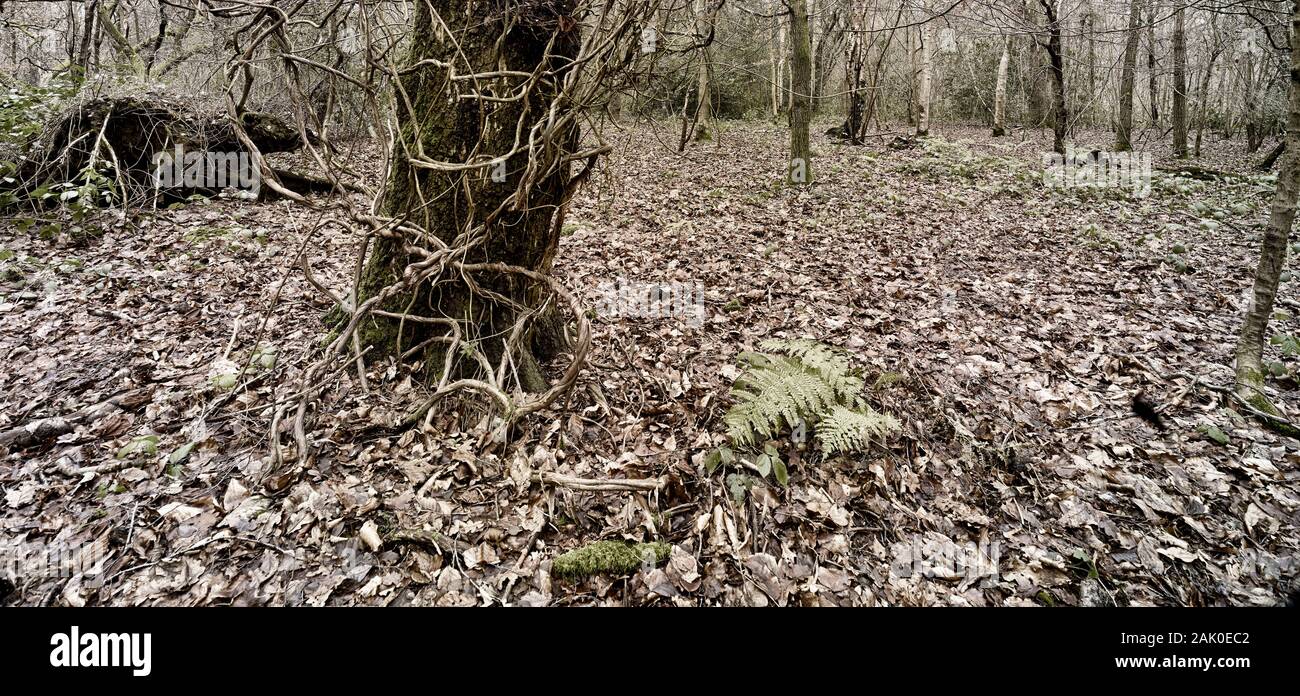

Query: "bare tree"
left=1234, top=0, right=1300, bottom=417
left=1172, top=4, right=1188, bottom=157
left=1038, top=0, right=1068, bottom=154
left=993, top=35, right=1010, bottom=137
left=1116, top=0, right=1143, bottom=150
left=916, top=13, right=934, bottom=136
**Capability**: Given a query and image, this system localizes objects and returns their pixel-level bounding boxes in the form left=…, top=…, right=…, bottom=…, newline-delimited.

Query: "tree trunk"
left=1115, top=0, right=1142, bottom=151
left=917, top=19, right=934, bottom=136
left=1147, top=0, right=1158, bottom=127
left=993, top=37, right=1010, bottom=137
left=788, top=0, right=813, bottom=185
left=809, top=0, right=818, bottom=105
left=1194, top=21, right=1221, bottom=158
left=693, top=0, right=715, bottom=141
left=355, top=0, right=580, bottom=392
left=1041, top=0, right=1068, bottom=154
left=1172, top=6, right=1188, bottom=157
left=1244, top=44, right=1265, bottom=154
left=771, top=2, right=780, bottom=120
left=844, top=12, right=866, bottom=141
left=1234, top=0, right=1300, bottom=413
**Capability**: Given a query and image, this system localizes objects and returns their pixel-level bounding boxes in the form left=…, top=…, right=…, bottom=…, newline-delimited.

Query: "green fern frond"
left=815, top=405, right=900, bottom=455
left=726, top=357, right=837, bottom=446
left=758, top=338, right=863, bottom=401
left=722, top=340, right=897, bottom=457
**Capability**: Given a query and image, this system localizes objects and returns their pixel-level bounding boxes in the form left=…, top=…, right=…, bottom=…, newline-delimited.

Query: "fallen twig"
left=0, top=388, right=153, bottom=450
left=531, top=472, right=664, bottom=492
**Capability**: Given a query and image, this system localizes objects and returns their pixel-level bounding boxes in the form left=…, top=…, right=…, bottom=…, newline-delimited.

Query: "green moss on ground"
left=1244, top=392, right=1300, bottom=439
left=551, top=540, right=671, bottom=579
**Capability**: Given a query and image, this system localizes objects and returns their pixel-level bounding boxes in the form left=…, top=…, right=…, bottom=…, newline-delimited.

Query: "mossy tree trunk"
left=788, top=0, right=813, bottom=185
left=1234, top=0, right=1300, bottom=411
left=355, top=0, right=580, bottom=393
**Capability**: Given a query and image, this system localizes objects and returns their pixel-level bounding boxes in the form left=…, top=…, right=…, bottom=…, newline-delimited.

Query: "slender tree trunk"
left=1115, top=0, right=1142, bottom=150
left=75, top=0, right=99, bottom=73
left=1194, top=23, right=1222, bottom=158
left=908, top=22, right=918, bottom=126
left=1147, top=0, right=1158, bottom=126
left=1172, top=6, right=1188, bottom=157
left=693, top=0, right=715, bottom=141
left=1086, top=2, right=1096, bottom=121
left=770, top=4, right=780, bottom=120
left=993, top=37, right=1010, bottom=137
left=1244, top=45, right=1265, bottom=153
left=917, top=20, right=934, bottom=135
left=1234, top=0, right=1300, bottom=412
left=788, top=0, right=813, bottom=185
left=355, top=0, right=580, bottom=392
left=778, top=15, right=788, bottom=115
left=1041, top=0, right=1068, bottom=154
left=809, top=0, right=817, bottom=105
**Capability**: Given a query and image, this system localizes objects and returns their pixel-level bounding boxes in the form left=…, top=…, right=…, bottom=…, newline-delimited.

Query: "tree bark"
left=1040, top=0, right=1068, bottom=154
left=788, top=0, right=813, bottom=185
left=693, top=0, right=716, bottom=142
left=993, top=37, right=1010, bottom=137
left=1194, top=16, right=1222, bottom=158
left=1234, top=0, right=1300, bottom=412
left=1115, top=0, right=1142, bottom=151
left=1147, top=0, right=1159, bottom=126
left=355, top=0, right=581, bottom=392
left=916, top=18, right=934, bottom=136
left=1172, top=6, right=1188, bottom=157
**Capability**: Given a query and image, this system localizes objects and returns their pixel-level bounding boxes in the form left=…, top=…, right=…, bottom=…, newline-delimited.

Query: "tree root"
left=1176, top=372, right=1300, bottom=439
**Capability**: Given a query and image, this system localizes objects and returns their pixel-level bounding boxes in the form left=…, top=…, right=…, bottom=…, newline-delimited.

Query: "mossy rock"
left=551, top=540, right=671, bottom=579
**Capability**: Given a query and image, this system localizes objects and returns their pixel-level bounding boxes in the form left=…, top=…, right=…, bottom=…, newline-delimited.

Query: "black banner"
left=0, top=608, right=1290, bottom=686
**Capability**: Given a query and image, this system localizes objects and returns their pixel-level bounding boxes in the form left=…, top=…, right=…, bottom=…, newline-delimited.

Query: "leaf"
left=703, top=448, right=722, bottom=473
left=772, top=457, right=789, bottom=486
left=726, top=473, right=750, bottom=502
left=169, top=441, right=199, bottom=465
left=754, top=453, right=772, bottom=477
left=1198, top=424, right=1230, bottom=446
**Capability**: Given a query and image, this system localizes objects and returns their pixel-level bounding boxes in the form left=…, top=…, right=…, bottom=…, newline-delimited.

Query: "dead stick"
left=0, top=388, right=152, bottom=449
left=531, top=472, right=664, bottom=492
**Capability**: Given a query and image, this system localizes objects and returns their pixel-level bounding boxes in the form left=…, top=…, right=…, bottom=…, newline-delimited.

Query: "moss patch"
left=1244, top=392, right=1300, bottom=439
left=551, top=540, right=671, bottom=579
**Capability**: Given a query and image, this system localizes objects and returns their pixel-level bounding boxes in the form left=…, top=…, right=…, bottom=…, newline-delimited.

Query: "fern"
left=758, top=338, right=863, bottom=402
left=816, top=405, right=899, bottom=455
left=720, top=339, right=897, bottom=460
left=725, top=355, right=837, bottom=446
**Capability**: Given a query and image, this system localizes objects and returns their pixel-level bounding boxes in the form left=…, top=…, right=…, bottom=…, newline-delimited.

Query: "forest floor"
left=1, top=121, right=1297, bottom=606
